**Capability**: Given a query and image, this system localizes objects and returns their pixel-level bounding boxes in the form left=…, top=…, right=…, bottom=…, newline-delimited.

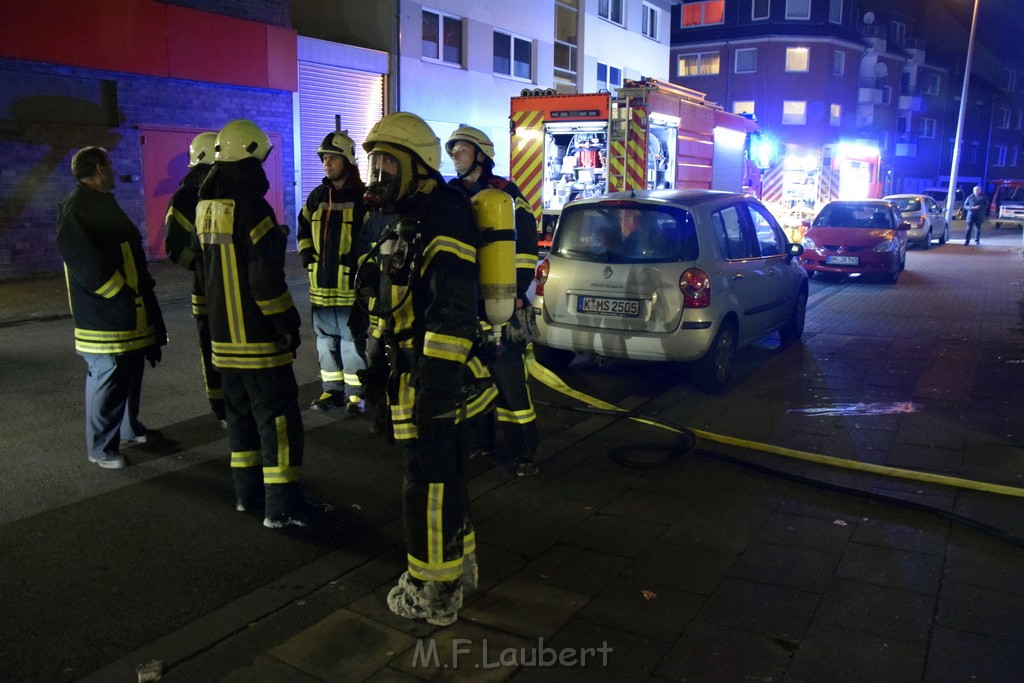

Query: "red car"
left=800, top=200, right=910, bottom=283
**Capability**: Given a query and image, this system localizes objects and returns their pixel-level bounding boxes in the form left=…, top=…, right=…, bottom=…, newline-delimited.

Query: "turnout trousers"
left=221, top=364, right=305, bottom=518
left=312, top=306, right=366, bottom=398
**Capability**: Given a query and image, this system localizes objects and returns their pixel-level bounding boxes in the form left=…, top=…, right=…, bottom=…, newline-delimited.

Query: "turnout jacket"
left=296, top=177, right=367, bottom=307
left=377, top=182, right=496, bottom=441
left=192, top=159, right=301, bottom=371
left=447, top=173, right=539, bottom=303
left=57, top=182, right=166, bottom=354
left=163, top=164, right=211, bottom=270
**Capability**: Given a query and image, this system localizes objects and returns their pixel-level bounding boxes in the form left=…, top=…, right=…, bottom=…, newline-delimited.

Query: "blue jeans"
left=312, top=306, right=366, bottom=397
left=79, top=350, right=147, bottom=460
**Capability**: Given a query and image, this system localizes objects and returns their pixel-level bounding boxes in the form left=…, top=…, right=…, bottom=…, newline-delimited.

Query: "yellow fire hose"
left=524, top=349, right=1024, bottom=499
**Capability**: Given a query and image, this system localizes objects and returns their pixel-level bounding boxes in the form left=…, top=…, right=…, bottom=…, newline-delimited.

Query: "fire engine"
left=509, top=78, right=762, bottom=244
left=760, top=141, right=883, bottom=239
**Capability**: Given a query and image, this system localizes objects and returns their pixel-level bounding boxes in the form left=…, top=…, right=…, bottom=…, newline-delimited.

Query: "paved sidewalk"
left=6, top=226, right=1024, bottom=682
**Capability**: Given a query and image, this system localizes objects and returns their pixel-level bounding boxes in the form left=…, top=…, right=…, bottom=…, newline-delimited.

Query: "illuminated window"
left=785, top=47, right=809, bottom=72
left=735, top=48, right=757, bottom=73
left=782, top=101, right=806, bottom=125
left=681, top=0, right=724, bottom=27
left=830, top=104, right=841, bottom=127
left=752, top=0, right=769, bottom=20
left=833, top=50, right=845, bottom=76
left=733, top=101, right=755, bottom=116
left=678, top=52, right=720, bottom=77
left=493, top=31, right=532, bottom=80
left=598, top=0, right=623, bottom=25
left=642, top=3, right=659, bottom=39
left=785, top=0, right=810, bottom=20
left=422, top=9, right=463, bottom=65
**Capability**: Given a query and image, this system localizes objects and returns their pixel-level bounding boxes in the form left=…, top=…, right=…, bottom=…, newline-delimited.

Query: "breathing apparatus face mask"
left=365, top=145, right=418, bottom=211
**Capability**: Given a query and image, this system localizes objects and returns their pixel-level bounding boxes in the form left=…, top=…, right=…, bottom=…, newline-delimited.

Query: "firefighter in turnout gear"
left=58, top=146, right=167, bottom=470
left=446, top=126, right=541, bottom=477
left=298, top=131, right=368, bottom=415
left=163, top=131, right=226, bottom=424
left=362, top=112, right=496, bottom=626
left=192, top=119, right=329, bottom=528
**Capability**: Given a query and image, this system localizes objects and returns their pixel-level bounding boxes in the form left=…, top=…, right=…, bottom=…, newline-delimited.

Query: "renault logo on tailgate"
left=603, top=266, right=614, bottom=279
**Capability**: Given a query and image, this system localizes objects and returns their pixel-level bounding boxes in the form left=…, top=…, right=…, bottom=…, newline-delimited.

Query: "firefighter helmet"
left=318, top=130, right=356, bottom=164
left=215, top=119, right=273, bottom=162
left=362, top=112, right=440, bottom=171
left=188, top=132, right=217, bottom=167
left=445, top=126, right=495, bottom=162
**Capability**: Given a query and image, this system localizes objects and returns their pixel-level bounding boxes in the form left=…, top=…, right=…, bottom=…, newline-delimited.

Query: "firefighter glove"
left=145, top=345, right=162, bottom=368
left=300, top=249, right=317, bottom=268
left=503, top=306, right=539, bottom=344
left=356, top=364, right=389, bottom=407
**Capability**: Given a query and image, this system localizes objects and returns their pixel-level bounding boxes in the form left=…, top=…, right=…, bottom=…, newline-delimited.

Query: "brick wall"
left=0, top=58, right=294, bottom=279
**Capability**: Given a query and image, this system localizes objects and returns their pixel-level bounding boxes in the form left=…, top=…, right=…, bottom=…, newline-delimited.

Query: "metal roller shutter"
left=298, top=63, right=384, bottom=200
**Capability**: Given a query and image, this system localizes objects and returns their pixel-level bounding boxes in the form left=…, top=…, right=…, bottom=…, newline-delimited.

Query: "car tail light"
left=917, top=216, right=927, bottom=230
left=535, top=259, right=550, bottom=297
left=679, top=268, right=711, bottom=308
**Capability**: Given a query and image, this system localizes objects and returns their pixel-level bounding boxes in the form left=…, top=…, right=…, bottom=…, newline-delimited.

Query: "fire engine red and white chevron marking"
left=761, top=163, right=784, bottom=203
left=510, top=109, right=544, bottom=219
left=626, top=108, right=646, bottom=191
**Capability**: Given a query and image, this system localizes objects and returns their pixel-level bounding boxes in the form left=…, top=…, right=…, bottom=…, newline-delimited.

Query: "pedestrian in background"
left=163, top=131, right=226, bottom=425
left=363, top=112, right=497, bottom=626
left=964, top=185, right=988, bottom=245
left=193, top=119, right=329, bottom=528
left=57, top=146, right=166, bottom=470
left=446, top=126, right=541, bottom=477
left=297, top=131, right=367, bottom=415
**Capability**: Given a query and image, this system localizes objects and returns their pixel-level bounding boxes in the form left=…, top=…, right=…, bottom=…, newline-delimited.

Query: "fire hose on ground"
left=523, top=347, right=1024, bottom=550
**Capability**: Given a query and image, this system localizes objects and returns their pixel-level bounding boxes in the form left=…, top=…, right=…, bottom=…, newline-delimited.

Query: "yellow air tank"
left=471, top=188, right=517, bottom=335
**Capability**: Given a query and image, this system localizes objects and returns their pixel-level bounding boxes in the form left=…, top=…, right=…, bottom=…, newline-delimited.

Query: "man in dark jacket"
left=193, top=119, right=328, bottom=529
left=57, top=146, right=166, bottom=470
left=297, top=131, right=367, bottom=415
left=163, top=131, right=225, bottom=424
left=963, top=185, right=988, bottom=245
left=446, top=126, right=541, bottom=477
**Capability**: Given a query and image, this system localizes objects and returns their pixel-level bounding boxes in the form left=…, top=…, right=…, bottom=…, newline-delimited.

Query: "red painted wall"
left=1, top=0, right=297, bottom=91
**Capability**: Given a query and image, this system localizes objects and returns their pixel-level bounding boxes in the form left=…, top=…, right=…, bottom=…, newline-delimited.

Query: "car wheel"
left=692, top=321, right=736, bottom=393
left=939, top=226, right=948, bottom=244
left=922, top=229, right=931, bottom=250
left=779, top=289, right=807, bottom=345
left=532, top=344, right=575, bottom=371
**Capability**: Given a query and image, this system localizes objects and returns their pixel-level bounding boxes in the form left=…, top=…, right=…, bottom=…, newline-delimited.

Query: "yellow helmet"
left=445, top=126, right=495, bottom=161
left=318, top=130, right=356, bottom=164
left=362, top=112, right=440, bottom=171
left=215, top=119, right=273, bottom=162
left=188, top=132, right=217, bottom=167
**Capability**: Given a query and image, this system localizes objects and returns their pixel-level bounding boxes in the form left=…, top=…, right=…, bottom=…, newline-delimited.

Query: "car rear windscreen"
left=553, top=202, right=699, bottom=263
left=890, top=198, right=921, bottom=212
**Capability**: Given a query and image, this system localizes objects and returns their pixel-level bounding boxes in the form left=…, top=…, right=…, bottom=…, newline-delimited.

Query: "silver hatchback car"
left=532, top=190, right=808, bottom=392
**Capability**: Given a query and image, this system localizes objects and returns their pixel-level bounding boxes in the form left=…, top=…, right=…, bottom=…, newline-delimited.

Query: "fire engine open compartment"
left=511, top=79, right=759, bottom=246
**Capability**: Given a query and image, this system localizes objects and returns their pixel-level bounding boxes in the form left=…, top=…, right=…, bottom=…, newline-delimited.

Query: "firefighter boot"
left=387, top=572, right=463, bottom=627
left=462, top=551, right=479, bottom=594
left=233, top=466, right=264, bottom=513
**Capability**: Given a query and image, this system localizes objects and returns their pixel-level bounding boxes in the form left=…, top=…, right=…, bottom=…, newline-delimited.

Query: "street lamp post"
left=945, top=0, right=981, bottom=225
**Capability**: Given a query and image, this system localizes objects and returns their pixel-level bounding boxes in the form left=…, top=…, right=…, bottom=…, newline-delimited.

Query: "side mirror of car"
left=898, top=221, right=911, bottom=231
left=785, top=241, right=804, bottom=263
left=801, top=219, right=811, bottom=228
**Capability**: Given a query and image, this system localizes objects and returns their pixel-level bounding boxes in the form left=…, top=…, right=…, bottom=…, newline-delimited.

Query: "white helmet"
left=363, top=112, right=441, bottom=171
left=188, top=132, right=217, bottom=167
left=445, top=126, right=495, bottom=161
left=215, top=119, right=273, bottom=162
left=318, top=130, right=356, bottom=164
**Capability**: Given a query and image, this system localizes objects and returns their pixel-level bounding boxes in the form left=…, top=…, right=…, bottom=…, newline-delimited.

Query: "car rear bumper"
left=532, top=301, right=714, bottom=362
